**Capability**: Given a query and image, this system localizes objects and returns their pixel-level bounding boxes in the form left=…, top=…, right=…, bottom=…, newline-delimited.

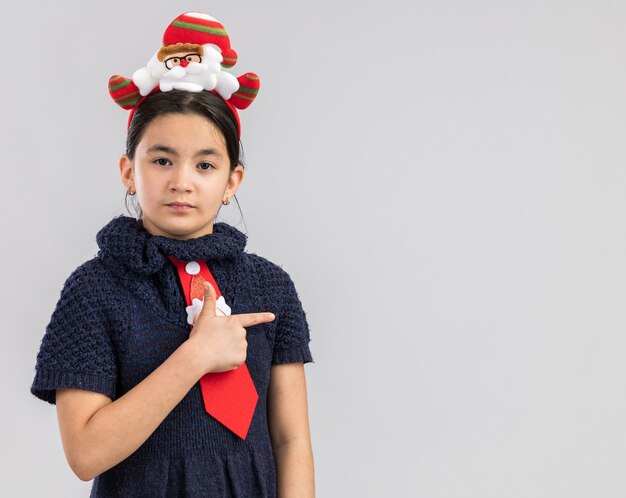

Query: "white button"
left=185, top=261, right=201, bottom=275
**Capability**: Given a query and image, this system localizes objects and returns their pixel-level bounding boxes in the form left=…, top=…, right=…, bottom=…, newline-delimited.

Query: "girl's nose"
left=170, top=165, right=193, bottom=191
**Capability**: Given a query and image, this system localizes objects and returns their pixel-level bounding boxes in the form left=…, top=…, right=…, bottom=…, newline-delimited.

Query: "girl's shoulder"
left=242, top=251, right=307, bottom=309
left=243, top=251, right=297, bottom=289
left=54, top=257, right=120, bottom=321
left=60, top=257, right=114, bottom=296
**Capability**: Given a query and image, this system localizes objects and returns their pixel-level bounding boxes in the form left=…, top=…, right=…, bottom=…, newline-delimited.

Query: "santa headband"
left=108, top=12, right=260, bottom=137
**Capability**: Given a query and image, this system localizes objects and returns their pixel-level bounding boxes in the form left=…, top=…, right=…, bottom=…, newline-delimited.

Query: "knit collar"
left=96, top=215, right=247, bottom=275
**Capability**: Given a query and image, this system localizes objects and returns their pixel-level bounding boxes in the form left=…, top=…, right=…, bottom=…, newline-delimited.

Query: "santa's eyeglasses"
left=164, top=53, right=202, bottom=69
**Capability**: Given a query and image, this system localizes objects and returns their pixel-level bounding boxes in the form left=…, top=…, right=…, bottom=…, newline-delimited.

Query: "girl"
left=30, top=12, right=315, bottom=498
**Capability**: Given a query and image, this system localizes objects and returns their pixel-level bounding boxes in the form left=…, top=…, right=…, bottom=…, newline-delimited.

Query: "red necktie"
left=168, top=256, right=259, bottom=439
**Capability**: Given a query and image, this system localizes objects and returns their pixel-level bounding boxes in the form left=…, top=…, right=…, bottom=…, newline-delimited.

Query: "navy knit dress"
left=30, top=215, right=314, bottom=497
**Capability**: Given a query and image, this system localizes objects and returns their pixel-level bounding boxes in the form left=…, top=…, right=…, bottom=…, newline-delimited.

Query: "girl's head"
left=119, top=90, right=245, bottom=240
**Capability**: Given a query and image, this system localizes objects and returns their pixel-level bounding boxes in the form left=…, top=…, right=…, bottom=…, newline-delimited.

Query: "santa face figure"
left=132, top=42, right=239, bottom=100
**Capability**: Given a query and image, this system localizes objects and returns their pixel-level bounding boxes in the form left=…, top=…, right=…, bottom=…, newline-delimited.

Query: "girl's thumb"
left=200, top=280, right=217, bottom=317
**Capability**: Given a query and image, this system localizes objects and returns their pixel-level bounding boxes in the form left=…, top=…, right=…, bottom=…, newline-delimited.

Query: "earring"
left=222, top=197, right=230, bottom=205
left=128, top=188, right=136, bottom=196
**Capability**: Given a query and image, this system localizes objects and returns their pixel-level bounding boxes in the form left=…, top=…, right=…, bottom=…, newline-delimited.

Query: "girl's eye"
left=154, top=158, right=170, bottom=166
left=198, top=162, right=214, bottom=171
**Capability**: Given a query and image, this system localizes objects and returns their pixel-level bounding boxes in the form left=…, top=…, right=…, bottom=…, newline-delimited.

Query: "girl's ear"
left=226, top=164, right=245, bottom=197
left=119, top=155, right=134, bottom=191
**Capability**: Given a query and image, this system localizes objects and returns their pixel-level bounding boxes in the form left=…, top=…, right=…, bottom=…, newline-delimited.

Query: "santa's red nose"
left=180, top=59, right=189, bottom=68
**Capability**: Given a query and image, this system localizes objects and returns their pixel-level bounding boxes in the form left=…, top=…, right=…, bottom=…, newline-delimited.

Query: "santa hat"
left=162, top=12, right=238, bottom=68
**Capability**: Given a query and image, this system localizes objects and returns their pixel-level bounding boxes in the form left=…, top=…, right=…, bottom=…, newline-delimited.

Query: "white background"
left=4, top=1, right=626, bottom=496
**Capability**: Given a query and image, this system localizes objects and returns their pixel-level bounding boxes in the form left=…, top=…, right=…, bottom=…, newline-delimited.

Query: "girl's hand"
left=187, top=280, right=275, bottom=375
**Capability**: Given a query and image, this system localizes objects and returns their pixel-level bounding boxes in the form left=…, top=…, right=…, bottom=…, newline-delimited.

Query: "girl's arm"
left=268, top=362, right=315, bottom=497
left=56, top=339, right=204, bottom=481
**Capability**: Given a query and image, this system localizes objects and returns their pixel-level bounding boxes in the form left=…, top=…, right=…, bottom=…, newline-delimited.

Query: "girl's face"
left=119, top=112, right=244, bottom=240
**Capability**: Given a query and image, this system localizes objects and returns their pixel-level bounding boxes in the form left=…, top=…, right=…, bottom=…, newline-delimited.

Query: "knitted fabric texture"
left=30, top=214, right=313, bottom=497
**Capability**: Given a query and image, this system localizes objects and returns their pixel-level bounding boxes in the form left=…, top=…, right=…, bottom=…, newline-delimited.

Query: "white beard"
left=159, top=62, right=218, bottom=93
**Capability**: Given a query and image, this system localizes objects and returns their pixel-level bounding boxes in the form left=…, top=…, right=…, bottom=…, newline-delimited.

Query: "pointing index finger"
left=234, top=312, right=276, bottom=329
